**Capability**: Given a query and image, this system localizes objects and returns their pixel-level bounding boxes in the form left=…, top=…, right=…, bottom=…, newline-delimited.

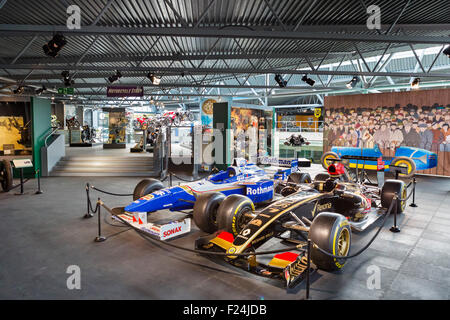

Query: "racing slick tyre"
left=217, top=194, right=255, bottom=236
left=314, top=173, right=331, bottom=182
left=381, top=179, right=407, bottom=214
left=287, top=172, right=311, bottom=184
left=309, top=212, right=351, bottom=271
left=132, top=178, right=164, bottom=201
left=193, top=192, right=226, bottom=233
left=390, top=156, right=416, bottom=179
left=1, top=159, right=13, bottom=192
left=321, top=151, right=339, bottom=170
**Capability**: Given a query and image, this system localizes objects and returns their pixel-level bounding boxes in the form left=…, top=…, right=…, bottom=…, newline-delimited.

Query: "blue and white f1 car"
left=125, top=158, right=306, bottom=215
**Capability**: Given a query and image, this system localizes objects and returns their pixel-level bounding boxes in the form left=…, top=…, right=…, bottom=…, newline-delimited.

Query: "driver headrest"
left=324, top=178, right=337, bottom=192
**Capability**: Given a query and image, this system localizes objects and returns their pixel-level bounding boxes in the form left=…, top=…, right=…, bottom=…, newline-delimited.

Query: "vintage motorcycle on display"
left=161, top=109, right=195, bottom=126
left=134, top=115, right=150, bottom=130
left=284, top=134, right=310, bottom=147
left=51, top=115, right=61, bottom=128
left=66, top=116, right=80, bottom=129
left=81, top=124, right=96, bottom=143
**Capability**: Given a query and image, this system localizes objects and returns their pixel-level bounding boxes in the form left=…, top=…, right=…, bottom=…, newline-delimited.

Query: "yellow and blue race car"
left=321, top=144, right=437, bottom=178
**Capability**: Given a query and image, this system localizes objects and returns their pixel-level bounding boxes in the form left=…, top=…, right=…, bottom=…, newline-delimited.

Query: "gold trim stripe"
left=230, top=193, right=324, bottom=255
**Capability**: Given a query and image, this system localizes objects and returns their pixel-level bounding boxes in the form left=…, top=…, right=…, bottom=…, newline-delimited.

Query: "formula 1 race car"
left=195, top=161, right=407, bottom=288
left=124, top=158, right=311, bottom=233
left=321, top=143, right=437, bottom=178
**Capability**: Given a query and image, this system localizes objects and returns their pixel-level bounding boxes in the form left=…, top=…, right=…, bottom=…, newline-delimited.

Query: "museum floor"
left=0, top=173, right=449, bottom=300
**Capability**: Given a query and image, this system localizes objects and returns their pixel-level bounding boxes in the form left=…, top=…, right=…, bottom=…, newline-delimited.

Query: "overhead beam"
left=1, top=24, right=450, bottom=44
left=3, top=64, right=450, bottom=79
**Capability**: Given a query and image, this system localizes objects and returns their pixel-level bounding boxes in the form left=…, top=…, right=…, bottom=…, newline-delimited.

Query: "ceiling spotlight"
left=443, top=45, right=450, bottom=58
left=147, top=72, right=161, bottom=85
left=61, top=71, right=74, bottom=87
left=274, top=74, right=287, bottom=88
left=411, top=77, right=420, bottom=89
left=35, top=85, right=46, bottom=95
left=13, top=86, right=24, bottom=94
left=302, top=74, right=315, bottom=86
left=43, top=34, right=67, bottom=57
left=346, top=76, right=360, bottom=89
left=108, top=70, right=122, bottom=83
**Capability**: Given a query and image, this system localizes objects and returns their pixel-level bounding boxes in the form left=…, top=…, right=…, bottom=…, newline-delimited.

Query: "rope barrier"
left=91, top=186, right=133, bottom=197
left=87, top=173, right=417, bottom=261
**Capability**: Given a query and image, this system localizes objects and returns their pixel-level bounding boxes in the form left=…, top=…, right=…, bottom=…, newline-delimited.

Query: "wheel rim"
left=394, top=160, right=412, bottom=176
left=323, top=155, right=335, bottom=168
left=401, top=186, right=407, bottom=211
left=237, top=207, right=252, bottom=231
left=337, top=228, right=350, bottom=256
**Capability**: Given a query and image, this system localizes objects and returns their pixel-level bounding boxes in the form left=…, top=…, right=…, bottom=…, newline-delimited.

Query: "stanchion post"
left=35, top=169, right=43, bottom=194
left=94, top=198, right=106, bottom=242
left=305, top=239, right=311, bottom=300
left=169, top=172, right=173, bottom=187
left=409, top=177, right=418, bottom=207
left=84, top=183, right=94, bottom=218
left=390, top=193, right=401, bottom=233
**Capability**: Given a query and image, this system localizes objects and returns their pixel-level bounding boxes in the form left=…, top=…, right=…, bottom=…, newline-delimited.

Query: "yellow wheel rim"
left=323, top=155, right=336, bottom=168
left=337, top=228, right=350, bottom=256
left=401, top=186, right=407, bottom=212
left=394, top=160, right=412, bottom=176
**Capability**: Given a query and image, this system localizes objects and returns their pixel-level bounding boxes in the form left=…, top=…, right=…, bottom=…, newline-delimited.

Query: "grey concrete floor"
left=0, top=174, right=449, bottom=300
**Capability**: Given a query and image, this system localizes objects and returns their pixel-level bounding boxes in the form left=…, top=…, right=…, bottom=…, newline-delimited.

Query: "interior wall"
left=324, top=88, right=450, bottom=176
left=31, top=97, right=52, bottom=173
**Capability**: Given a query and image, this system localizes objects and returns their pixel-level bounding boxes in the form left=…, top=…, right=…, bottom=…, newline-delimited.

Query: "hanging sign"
left=107, top=86, right=144, bottom=97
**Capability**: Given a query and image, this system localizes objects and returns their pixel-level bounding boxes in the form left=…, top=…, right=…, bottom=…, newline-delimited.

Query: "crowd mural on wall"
left=323, top=89, right=450, bottom=176
left=323, top=104, right=449, bottom=152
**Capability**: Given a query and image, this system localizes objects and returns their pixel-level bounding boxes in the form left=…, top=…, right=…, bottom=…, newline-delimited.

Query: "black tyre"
left=1, top=160, right=13, bottom=192
left=132, top=178, right=164, bottom=201
left=381, top=179, right=407, bottom=214
left=390, top=156, right=416, bottom=178
left=309, top=212, right=351, bottom=271
left=193, top=192, right=226, bottom=233
left=287, top=172, right=311, bottom=184
left=321, top=151, right=339, bottom=170
left=173, top=117, right=181, bottom=126
left=217, top=194, right=255, bottom=236
left=314, top=173, right=331, bottom=182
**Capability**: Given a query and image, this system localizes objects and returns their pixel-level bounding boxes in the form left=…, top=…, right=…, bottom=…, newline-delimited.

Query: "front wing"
left=195, top=231, right=314, bottom=289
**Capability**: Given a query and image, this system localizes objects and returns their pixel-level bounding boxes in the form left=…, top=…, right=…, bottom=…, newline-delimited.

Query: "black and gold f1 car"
left=194, top=162, right=407, bottom=288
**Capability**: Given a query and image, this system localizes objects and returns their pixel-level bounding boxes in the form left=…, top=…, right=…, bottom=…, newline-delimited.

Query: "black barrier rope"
left=89, top=173, right=416, bottom=259
left=103, top=203, right=304, bottom=257
left=312, top=181, right=416, bottom=260
left=98, top=176, right=417, bottom=258
left=8, top=178, right=31, bottom=190
left=169, top=172, right=205, bottom=183
left=91, top=186, right=133, bottom=197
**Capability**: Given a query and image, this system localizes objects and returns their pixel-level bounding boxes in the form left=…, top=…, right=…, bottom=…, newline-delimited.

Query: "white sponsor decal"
left=246, top=185, right=273, bottom=195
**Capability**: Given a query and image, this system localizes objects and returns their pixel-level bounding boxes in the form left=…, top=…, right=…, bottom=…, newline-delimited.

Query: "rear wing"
left=259, top=156, right=298, bottom=168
